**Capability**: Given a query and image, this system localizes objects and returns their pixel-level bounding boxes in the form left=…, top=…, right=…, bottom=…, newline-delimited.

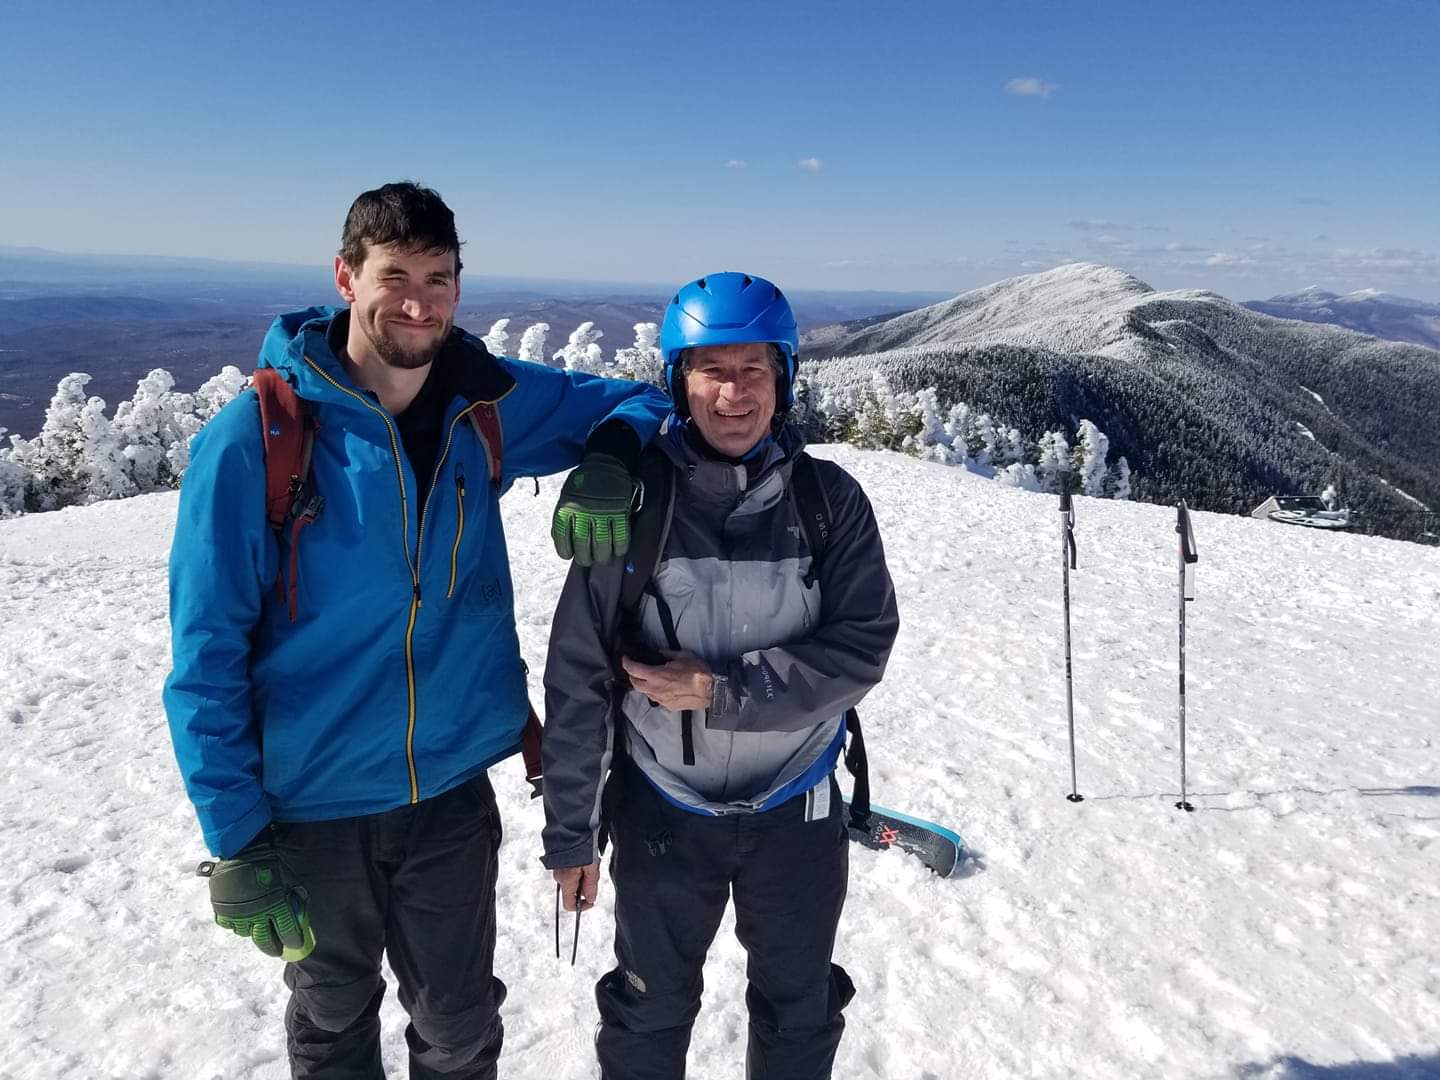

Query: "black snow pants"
left=272, top=774, right=506, bottom=1079
left=595, top=762, right=854, bottom=1080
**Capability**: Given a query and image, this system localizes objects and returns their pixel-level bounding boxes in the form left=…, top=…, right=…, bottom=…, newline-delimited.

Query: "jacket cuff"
left=583, top=419, right=642, bottom=473
left=541, top=839, right=598, bottom=870
left=209, top=798, right=274, bottom=859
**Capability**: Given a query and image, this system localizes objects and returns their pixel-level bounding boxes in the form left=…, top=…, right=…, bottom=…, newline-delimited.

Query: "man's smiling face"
left=335, top=241, right=460, bottom=370
left=683, top=341, right=778, bottom=457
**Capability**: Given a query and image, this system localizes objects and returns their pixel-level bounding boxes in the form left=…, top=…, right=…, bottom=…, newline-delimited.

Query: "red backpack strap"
left=253, top=369, right=310, bottom=528
left=253, top=369, right=321, bottom=622
left=466, top=402, right=503, bottom=489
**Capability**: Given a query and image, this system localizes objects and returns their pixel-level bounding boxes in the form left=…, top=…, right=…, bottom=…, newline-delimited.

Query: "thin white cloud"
left=1069, top=219, right=1130, bottom=231
left=725, top=159, right=748, bottom=170
left=798, top=157, right=824, bottom=172
left=1327, top=247, right=1438, bottom=276
left=1206, top=252, right=1258, bottom=267
left=1005, top=77, right=1058, bottom=98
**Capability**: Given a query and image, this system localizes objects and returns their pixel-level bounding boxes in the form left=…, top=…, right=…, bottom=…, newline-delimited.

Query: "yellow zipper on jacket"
left=301, top=355, right=514, bottom=805
left=302, top=355, right=431, bottom=801
left=403, top=403, right=482, bottom=800
left=447, top=463, right=466, bottom=599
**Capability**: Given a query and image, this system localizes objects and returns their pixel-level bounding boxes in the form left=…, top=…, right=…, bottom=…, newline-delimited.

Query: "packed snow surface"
left=2, top=448, right=1438, bottom=1079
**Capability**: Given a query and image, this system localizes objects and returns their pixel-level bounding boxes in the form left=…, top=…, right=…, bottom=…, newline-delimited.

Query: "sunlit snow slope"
left=2, top=447, right=1437, bottom=1079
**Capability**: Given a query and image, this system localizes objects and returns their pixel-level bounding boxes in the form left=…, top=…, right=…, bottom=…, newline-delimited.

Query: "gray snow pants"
left=273, top=775, right=506, bottom=1079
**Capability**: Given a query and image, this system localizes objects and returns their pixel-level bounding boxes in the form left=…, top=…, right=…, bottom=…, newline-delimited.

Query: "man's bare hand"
left=621, top=651, right=714, bottom=711
left=553, top=863, right=601, bottom=912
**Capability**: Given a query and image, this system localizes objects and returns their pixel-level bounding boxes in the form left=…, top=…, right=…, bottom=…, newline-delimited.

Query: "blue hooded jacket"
left=163, top=307, right=669, bottom=857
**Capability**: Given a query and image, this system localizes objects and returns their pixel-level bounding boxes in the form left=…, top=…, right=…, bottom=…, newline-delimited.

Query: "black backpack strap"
left=616, top=450, right=695, bottom=763
left=844, top=709, right=870, bottom=828
left=619, top=449, right=676, bottom=618
left=790, top=453, right=874, bottom=825
left=789, top=451, right=835, bottom=586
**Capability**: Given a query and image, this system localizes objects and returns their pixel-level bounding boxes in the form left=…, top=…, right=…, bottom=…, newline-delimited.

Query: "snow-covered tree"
left=112, top=369, right=188, bottom=491
left=1110, top=456, right=1132, bottom=500
left=481, top=318, right=511, bottom=357
left=990, top=424, right=1026, bottom=468
left=0, top=434, right=26, bottom=518
left=553, top=322, right=606, bottom=375
left=11, top=373, right=96, bottom=509
left=1073, top=419, right=1110, bottom=497
left=1035, top=430, right=1072, bottom=494
left=166, top=366, right=246, bottom=478
left=996, top=462, right=1043, bottom=491
left=849, top=373, right=919, bottom=451
left=517, top=322, right=551, bottom=365
left=612, top=323, right=664, bottom=386
left=77, top=395, right=135, bottom=502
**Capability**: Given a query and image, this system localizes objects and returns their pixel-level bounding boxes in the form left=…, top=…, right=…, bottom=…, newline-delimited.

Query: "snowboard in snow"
left=843, top=801, right=966, bottom=878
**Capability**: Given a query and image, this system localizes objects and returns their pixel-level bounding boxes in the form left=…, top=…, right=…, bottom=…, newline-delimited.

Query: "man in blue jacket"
left=163, top=182, right=669, bottom=1078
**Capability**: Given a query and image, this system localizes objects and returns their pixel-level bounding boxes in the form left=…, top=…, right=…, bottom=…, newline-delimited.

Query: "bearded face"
left=336, top=242, right=460, bottom=371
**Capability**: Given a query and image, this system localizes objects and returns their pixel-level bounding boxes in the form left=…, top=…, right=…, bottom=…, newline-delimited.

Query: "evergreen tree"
left=517, top=322, right=551, bottom=364
left=554, top=322, right=606, bottom=374
left=612, top=323, right=664, bottom=386
left=482, top=318, right=511, bottom=357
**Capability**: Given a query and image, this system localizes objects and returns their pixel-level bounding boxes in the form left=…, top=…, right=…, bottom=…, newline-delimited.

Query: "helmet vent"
left=697, top=277, right=708, bottom=291
left=741, top=274, right=754, bottom=288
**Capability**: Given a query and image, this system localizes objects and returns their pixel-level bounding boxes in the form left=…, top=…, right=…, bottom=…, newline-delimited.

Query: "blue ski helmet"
left=659, top=272, right=799, bottom=414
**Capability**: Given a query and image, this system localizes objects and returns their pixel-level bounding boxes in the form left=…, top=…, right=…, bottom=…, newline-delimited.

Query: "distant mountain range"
left=800, top=263, right=1440, bottom=543
left=0, top=247, right=946, bottom=438
left=1243, top=286, right=1440, bottom=351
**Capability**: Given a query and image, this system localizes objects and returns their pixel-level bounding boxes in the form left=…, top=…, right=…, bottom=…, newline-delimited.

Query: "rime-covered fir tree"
left=482, top=318, right=511, bottom=357
left=612, top=323, right=663, bottom=386
left=553, top=322, right=606, bottom=375
left=517, top=322, right=551, bottom=364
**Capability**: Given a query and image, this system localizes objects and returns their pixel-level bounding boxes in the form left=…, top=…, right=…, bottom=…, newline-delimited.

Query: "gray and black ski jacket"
left=541, top=421, right=899, bottom=870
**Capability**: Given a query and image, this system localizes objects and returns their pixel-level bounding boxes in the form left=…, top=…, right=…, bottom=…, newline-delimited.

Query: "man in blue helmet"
left=540, top=272, right=900, bottom=1079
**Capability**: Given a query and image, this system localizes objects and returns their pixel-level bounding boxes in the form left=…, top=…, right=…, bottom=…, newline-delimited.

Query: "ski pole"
left=1060, top=488, right=1082, bottom=803
left=1175, top=500, right=1198, bottom=812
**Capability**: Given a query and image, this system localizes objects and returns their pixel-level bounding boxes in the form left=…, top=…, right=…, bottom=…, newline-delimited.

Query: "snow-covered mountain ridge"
left=3, top=448, right=1438, bottom=1078
left=1244, top=286, right=1440, bottom=351
left=798, top=264, right=1440, bottom=542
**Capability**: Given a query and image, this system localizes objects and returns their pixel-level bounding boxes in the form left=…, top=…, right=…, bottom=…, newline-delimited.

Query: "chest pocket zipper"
left=447, top=462, right=466, bottom=599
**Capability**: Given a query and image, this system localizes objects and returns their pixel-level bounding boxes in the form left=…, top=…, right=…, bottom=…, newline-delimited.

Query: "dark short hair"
left=339, top=182, right=464, bottom=274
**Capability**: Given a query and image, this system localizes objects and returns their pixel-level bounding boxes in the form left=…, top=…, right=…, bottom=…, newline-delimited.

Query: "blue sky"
left=2, top=0, right=1436, bottom=298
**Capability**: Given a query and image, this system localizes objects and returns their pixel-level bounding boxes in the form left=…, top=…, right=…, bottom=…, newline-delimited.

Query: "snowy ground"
left=2, top=447, right=1438, bottom=1080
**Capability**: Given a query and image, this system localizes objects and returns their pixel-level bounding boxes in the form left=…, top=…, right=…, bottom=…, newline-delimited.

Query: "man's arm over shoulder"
left=492, top=357, right=670, bottom=480
left=540, top=556, right=626, bottom=869
left=162, top=391, right=274, bottom=858
left=707, top=457, right=900, bottom=734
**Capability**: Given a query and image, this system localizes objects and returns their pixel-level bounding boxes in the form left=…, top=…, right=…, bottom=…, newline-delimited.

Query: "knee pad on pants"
left=408, top=975, right=506, bottom=1062
left=289, top=974, right=384, bottom=1034
left=597, top=967, right=704, bottom=1033
left=747, top=963, right=855, bottom=1032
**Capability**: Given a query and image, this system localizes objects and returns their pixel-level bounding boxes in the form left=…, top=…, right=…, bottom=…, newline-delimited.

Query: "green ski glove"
left=197, top=837, right=315, bottom=962
left=551, top=452, right=637, bottom=567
